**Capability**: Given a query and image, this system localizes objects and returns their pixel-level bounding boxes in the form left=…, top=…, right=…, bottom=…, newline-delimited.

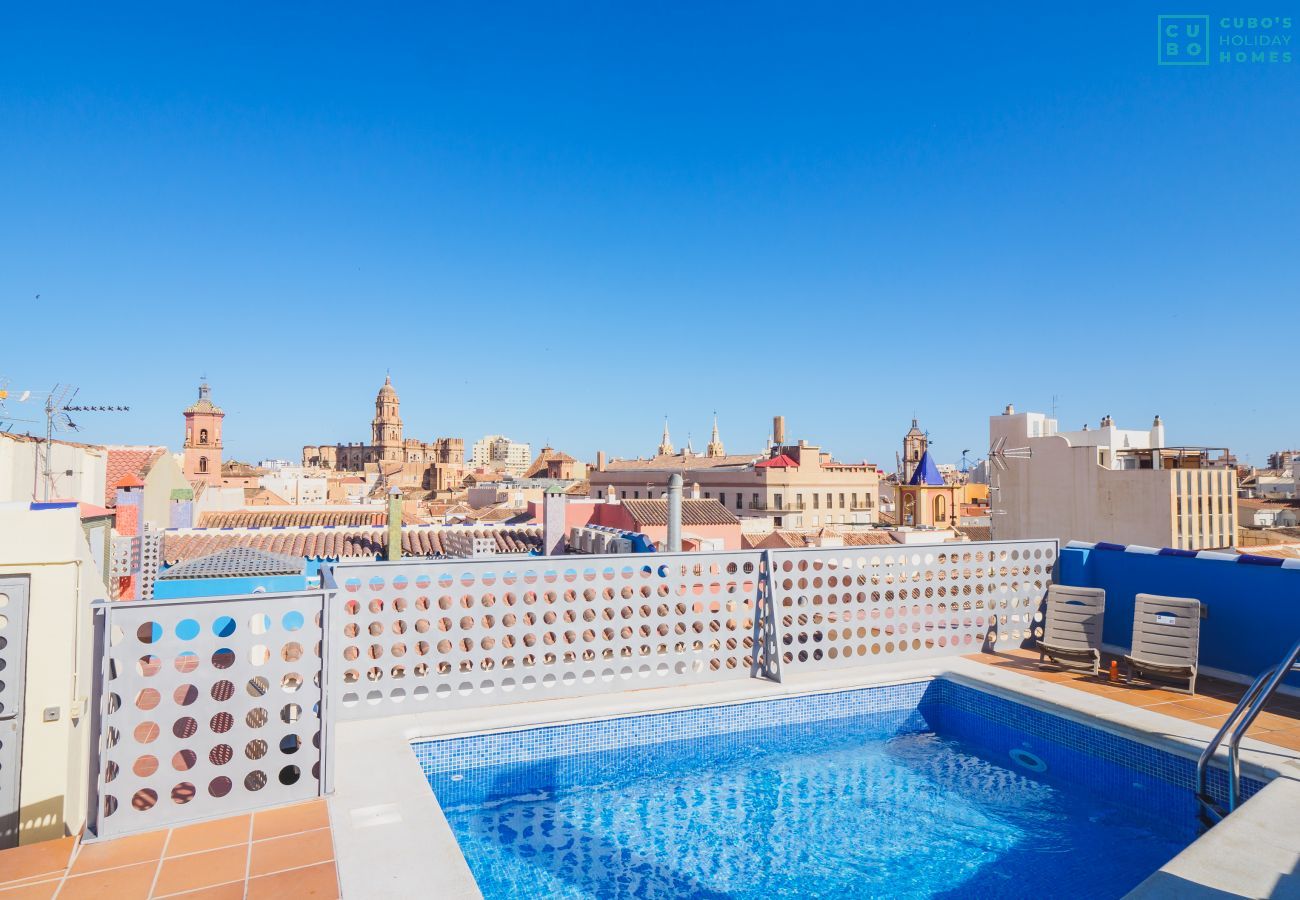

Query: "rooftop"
left=156, top=546, right=303, bottom=580
left=620, top=498, right=740, bottom=527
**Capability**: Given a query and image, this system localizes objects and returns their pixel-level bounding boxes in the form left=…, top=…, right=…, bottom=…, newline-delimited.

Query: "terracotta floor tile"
left=156, top=882, right=246, bottom=899
left=59, top=860, right=157, bottom=900
left=247, top=861, right=339, bottom=899
left=1262, top=728, right=1300, bottom=750
left=166, top=815, right=251, bottom=857
left=0, top=837, right=75, bottom=884
left=251, top=801, right=330, bottom=841
left=154, top=845, right=248, bottom=896
left=68, top=829, right=166, bottom=874
left=0, top=879, right=60, bottom=899
left=249, top=828, right=333, bottom=877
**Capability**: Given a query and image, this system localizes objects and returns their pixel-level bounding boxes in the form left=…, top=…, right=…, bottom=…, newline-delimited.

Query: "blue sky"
left=2, top=3, right=1296, bottom=467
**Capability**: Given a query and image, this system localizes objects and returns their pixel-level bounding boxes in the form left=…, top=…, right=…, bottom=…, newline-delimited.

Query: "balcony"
left=748, top=500, right=806, bottom=512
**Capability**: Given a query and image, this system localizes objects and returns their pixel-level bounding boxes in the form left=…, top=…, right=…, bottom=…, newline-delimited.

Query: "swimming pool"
left=417, top=679, right=1262, bottom=899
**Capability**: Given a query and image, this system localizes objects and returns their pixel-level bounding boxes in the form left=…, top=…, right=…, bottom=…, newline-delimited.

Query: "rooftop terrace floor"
left=0, top=799, right=338, bottom=899
left=967, top=647, right=1300, bottom=751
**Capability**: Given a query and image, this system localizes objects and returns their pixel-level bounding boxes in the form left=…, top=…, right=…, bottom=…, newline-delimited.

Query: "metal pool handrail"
left=1196, top=636, right=1300, bottom=821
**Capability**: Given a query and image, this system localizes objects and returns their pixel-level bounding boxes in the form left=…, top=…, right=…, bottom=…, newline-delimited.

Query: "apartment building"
left=989, top=406, right=1237, bottom=550
left=471, top=434, right=532, bottom=477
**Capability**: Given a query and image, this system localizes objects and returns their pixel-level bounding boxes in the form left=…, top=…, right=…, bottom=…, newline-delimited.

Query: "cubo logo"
left=1158, top=15, right=1210, bottom=64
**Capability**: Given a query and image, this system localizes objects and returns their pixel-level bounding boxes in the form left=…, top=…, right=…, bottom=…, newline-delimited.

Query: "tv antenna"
left=986, top=435, right=1033, bottom=520
left=27, top=383, right=131, bottom=500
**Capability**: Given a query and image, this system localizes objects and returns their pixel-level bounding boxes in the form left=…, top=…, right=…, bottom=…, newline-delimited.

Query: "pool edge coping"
left=328, top=659, right=1300, bottom=900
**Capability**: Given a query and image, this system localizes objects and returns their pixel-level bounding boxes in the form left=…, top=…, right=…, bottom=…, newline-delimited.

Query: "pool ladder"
left=1195, top=637, right=1300, bottom=823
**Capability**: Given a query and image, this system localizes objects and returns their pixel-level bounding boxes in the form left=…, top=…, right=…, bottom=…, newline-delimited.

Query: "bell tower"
left=182, top=380, right=224, bottom=485
left=902, top=418, right=928, bottom=483
left=372, top=376, right=404, bottom=462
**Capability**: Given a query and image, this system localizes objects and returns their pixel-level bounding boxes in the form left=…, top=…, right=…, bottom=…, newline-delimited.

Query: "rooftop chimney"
left=543, top=487, right=568, bottom=556
left=1004, top=404, right=1015, bottom=415
left=691, top=481, right=701, bottom=499
left=386, top=487, right=402, bottom=561
left=773, top=415, right=786, bottom=445
left=666, top=473, right=683, bottom=552
left=596, top=450, right=606, bottom=472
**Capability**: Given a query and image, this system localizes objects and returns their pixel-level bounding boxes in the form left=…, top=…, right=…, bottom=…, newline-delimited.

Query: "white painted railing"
left=86, top=592, right=330, bottom=841
left=85, top=539, right=1055, bottom=835
left=768, top=540, right=1057, bottom=673
left=326, top=551, right=770, bottom=718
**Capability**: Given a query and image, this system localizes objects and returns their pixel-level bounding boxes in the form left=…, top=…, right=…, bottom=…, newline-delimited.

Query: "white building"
left=260, top=467, right=329, bottom=505
left=470, top=435, right=532, bottom=477
left=989, top=406, right=1237, bottom=550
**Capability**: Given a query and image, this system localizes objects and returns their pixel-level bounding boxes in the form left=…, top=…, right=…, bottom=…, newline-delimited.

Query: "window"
left=774, top=493, right=783, bottom=510
left=851, top=493, right=858, bottom=508
left=839, top=493, right=845, bottom=508
left=622, top=490, right=627, bottom=499
left=826, top=493, right=833, bottom=510
left=736, top=494, right=742, bottom=510
left=634, top=490, right=640, bottom=499
left=752, top=493, right=759, bottom=509
left=199, top=428, right=209, bottom=444
left=934, top=494, right=947, bottom=522
left=198, top=456, right=208, bottom=473
left=704, top=492, right=711, bottom=499
left=811, top=515, right=819, bottom=526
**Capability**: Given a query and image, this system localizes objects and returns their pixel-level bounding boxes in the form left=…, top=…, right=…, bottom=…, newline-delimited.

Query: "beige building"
left=989, top=406, right=1237, bottom=550
left=302, top=377, right=465, bottom=496
left=589, top=416, right=882, bottom=532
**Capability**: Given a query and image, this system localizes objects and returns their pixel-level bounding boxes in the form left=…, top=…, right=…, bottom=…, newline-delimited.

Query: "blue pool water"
left=419, top=680, right=1258, bottom=899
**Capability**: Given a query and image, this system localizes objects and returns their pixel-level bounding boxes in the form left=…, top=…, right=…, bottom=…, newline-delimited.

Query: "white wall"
left=0, top=435, right=107, bottom=506
left=0, top=505, right=108, bottom=843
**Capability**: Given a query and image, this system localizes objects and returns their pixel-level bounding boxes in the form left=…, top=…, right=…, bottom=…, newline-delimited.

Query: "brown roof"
left=523, top=447, right=579, bottom=478
left=955, top=525, right=993, bottom=542
left=618, top=499, right=740, bottom=528
left=600, top=454, right=759, bottom=472
left=742, top=528, right=901, bottom=550
left=197, top=509, right=419, bottom=529
left=565, top=481, right=590, bottom=496
left=104, top=447, right=166, bottom=506
left=161, top=526, right=543, bottom=564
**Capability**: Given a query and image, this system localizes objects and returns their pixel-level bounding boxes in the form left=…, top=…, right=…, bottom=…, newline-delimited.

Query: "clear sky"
left=2, top=3, right=1296, bottom=468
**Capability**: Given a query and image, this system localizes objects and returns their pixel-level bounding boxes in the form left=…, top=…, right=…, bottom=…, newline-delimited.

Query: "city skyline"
left=3, top=3, right=1296, bottom=465
left=0, top=373, right=1279, bottom=469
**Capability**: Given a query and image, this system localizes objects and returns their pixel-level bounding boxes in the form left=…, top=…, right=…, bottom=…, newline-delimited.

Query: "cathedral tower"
left=372, top=376, right=404, bottom=462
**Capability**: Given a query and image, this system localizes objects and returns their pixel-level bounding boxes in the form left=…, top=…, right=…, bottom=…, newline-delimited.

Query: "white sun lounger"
left=1125, top=593, right=1201, bottom=694
left=1037, top=585, right=1106, bottom=676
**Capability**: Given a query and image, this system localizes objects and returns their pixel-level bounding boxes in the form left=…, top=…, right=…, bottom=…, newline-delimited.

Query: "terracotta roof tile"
left=104, top=447, right=165, bottom=506
left=619, top=499, right=740, bottom=527
left=160, top=526, right=542, bottom=564
left=196, top=509, right=419, bottom=528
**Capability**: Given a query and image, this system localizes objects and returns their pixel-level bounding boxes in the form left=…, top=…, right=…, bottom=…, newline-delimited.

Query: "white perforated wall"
left=769, top=540, right=1056, bottom=672
left=328, top=552, right=766, bottom=718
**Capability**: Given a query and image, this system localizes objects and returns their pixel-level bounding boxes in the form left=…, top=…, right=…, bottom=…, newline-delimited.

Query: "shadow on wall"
left=2, top=795, right=67, bottom=849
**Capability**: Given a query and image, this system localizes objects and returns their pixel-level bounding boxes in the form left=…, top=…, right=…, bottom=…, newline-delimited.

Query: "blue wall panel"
left=1059, top=546, right=1300, bottom=685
